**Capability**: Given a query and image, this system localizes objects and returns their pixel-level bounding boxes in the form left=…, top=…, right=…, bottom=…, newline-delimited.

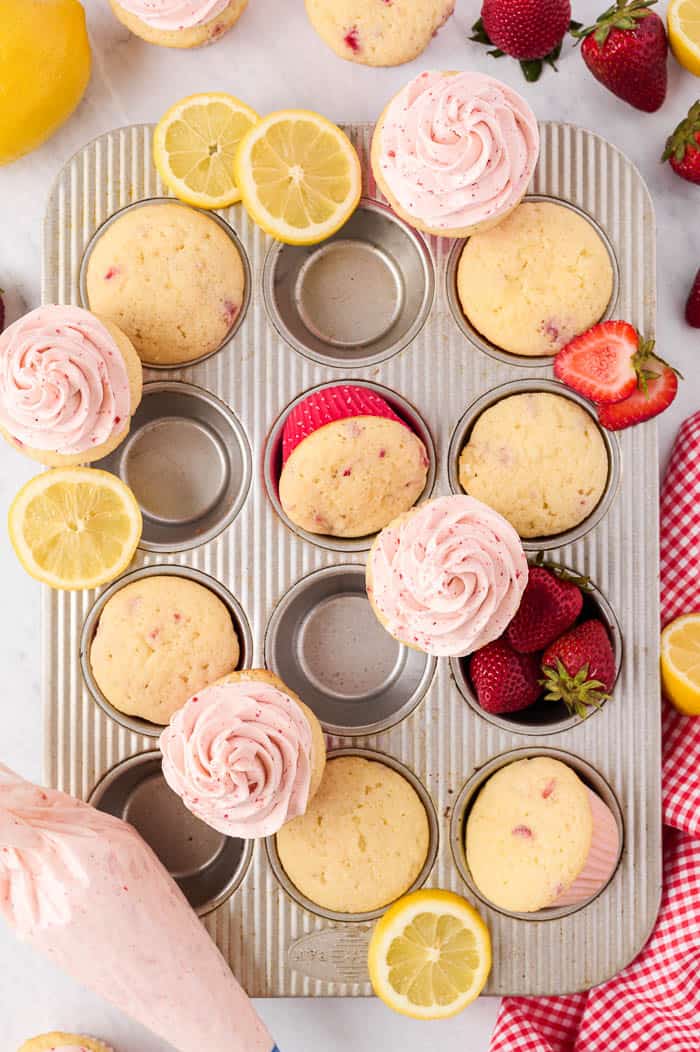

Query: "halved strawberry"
left=281, top=385, right=404, bottom=464
left=597, top=363, right=679, bottom=431
left=553, top=321, right=659, bottom=404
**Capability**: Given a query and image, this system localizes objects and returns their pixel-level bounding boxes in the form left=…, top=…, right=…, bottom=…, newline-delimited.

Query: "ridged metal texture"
left=42, top=121, right=661, bottom=997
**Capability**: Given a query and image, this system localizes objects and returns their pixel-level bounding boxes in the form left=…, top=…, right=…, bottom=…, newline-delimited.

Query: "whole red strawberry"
left=574, top=0, right=668, bottom=113
left=662, top=101, right=700, bottom=185
left=597, top=361, right=679, bottom=430
left=470, top=0, right=571, bottom=81
left=469, top=639, right=542, bottom=714
left=686, top=269, right=700, bottom=328
left=506, top=565, right=584, bottom=654
left=541, top=619, right=616, bottom=718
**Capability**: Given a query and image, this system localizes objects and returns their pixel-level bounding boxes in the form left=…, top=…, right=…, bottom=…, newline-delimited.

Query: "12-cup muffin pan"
left=42, top=121, right=661, bottom=997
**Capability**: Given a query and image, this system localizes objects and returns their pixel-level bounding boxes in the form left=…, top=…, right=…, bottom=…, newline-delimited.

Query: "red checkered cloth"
left=490, top=412, right=700, bottom=1052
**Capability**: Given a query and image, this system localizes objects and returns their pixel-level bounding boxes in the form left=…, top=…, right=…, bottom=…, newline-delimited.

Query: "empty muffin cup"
left=264, top=564, right=436, bottom=735
left=450, top=563, right=623, bottom=735
left=450, top=746, right=624, bottom=921
left=448, top=378, right=621, bottom=550
left=262, top=198, right=434, bottom=369
left=81, top=564, right=253, bottom=738
left=89, top=751, right=253, bottom=916
left=79, top=197, right=251, bottom=369
left=264, top=380, right=436, bottom=553
left=445, top=195, right=620, bottom=368
left=94, top=381, right=252, bottom=552
left=266, top=746, right=439, bottom=923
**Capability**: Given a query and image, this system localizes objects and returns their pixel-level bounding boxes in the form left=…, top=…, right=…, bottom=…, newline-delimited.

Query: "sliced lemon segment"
left=234, top=109, right=362, bottom=244
left=668, top=0, right=700, bottom=75
left=153, top=92, right=259, bottom=209
left=368, top=889, right=492, bottom=1020
left=9, top=468, right=142, bottom=591
left=661, top=612, right=700, bottom=715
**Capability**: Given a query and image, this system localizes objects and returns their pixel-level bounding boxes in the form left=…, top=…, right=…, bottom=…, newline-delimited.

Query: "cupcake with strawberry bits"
left=371, top=71, right=539, bottom=238
left=0, top=305, right=142, bottom=467
left=277, top=385, right=430, bottom=539
left=366, top=494, right=528, bottom=658
left=109, top=0, right=248, bottom=48
left=160, top=670, right=326, bottom=839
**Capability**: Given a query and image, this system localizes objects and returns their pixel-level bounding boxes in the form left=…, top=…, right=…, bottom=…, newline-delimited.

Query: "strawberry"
left=469, top=639, right=542, bottom=714
left=553, top=321, right=665, bottom=405
left=470, top=0, right=572, bottom=82
left=686, top=269, right=700, bottom=328
left=573, top=0, right=668, bottom=114
left=597, top=361, right=679, bottom=430
left=506, top=565, right=584, bottom=654
left=662, top=101, right=700, bottom=185
left=541, top=619, right=616, bottom=718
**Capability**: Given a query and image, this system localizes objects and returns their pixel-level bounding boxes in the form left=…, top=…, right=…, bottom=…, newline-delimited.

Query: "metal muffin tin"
left=42, top=121, right=661, bottom=997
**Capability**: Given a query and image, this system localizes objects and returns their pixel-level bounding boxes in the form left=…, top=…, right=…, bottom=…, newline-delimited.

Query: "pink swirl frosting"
left=160, top=681, right=314, bottom=839
left=378, top=71, right=539, bottom=230
left=0, top=306, right=131, bottom=455
left=116, top=0, right=229, bottom=29
left=368, top=495, right=528, bottom=657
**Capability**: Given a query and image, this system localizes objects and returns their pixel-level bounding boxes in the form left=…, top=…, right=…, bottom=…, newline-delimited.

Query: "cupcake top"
left=160, top=678, right=315, bottom=838
left=0, top=306, right=130, bottom=456
left=114, top=0, right=229, bottom=29
left=367, top=494, right=527, bottom=657
left=377, top=71, right=539, bottom=231
left=17, top=1036, right=113, bottom=1052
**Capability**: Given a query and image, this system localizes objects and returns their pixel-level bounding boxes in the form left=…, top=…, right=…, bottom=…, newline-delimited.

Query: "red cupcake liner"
left=281, top=385, right=406, bottom=464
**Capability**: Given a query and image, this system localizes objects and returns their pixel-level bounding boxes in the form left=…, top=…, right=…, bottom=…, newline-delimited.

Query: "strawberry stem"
left=540, top=659, right=609, bottom=719
left=532, top=551, right=592, bottom=591
left=571, top=0, right=657, bottom=47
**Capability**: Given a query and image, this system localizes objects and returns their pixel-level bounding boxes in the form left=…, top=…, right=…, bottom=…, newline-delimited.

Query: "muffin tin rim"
left=87, top=748, right=255, bottom=918
left=444, top=192, right=621, bottom=369
left=79, top=563, right=254, bottom=739
left=446, top=377, right=622, bottom=551
left=265, top=745, right=440, bottom=925
left=263, top=378, right=438, bottom=554
left=449, top=560, right=624, bottom=736
left=449, top=745, right=625, bottom=923
left=78, top=195, right=253, bottom=370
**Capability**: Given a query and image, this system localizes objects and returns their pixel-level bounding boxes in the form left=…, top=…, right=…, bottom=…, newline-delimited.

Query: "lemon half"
left=661, top=612, right=700, bottom=715
left=669, top=0, right=700, bottom=75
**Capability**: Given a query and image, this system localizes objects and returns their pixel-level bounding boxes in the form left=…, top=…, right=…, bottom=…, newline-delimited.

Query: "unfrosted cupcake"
left=160, top=669, right=326, bottom=838
left=465, top=757, right=620, bottom=913
left=109, top=0, right=248, bottom=48
left=18, top=1036, right=112, bottom=1052
left=371, top=71, right=539, bottom=238
left=278, top=385, right=429, bottom=538
left=305, top=0, right=454, bottom=66
left=366, top=494, right=528, bottom=658
left=0, top=305, right=142, bottom=466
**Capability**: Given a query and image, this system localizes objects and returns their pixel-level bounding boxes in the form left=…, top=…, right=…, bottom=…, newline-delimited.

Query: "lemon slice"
left=153, top=92, right=259, bottom=209
left=368, top=889, right=492, bottom=1020
left=9, top=468, right=142, bottom=590
left=668, top=0, right=700, bottom=75
left=661, top=613, right=700, bottom=715
left=233, top=109, right=362, bottom=245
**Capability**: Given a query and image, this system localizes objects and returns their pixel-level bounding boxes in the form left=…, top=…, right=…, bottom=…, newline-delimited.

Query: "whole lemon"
left=0, top=0, right=91, bottom=165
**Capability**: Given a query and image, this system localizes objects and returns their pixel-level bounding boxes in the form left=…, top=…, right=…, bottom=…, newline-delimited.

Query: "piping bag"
left=0, top=764, right=278, bottom=1052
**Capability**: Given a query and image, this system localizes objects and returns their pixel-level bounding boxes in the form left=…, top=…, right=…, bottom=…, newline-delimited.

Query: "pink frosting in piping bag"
left=115, top=0, right=229, bottom=29
left=368, top=495, right=528, bottom=658
left=0, top=765, right=274, bottom=1052
left=160, top=680, right=313, bottom=839
left=378, top=71, right=539, bottom=230
left=0, top=306, right=130, bottom=455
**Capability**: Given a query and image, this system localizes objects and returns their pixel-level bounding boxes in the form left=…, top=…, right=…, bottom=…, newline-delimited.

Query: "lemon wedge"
left=233, top=109, right=362, bottom=244
left=668, top=0, right=700, bottom=75
left=9, top=468, right=142, bottom=590
left=153, top=92, right=259, bottom=209
left=661, top=613, right=700, bottom=715
left=368, top=889, right=492, bottom=1019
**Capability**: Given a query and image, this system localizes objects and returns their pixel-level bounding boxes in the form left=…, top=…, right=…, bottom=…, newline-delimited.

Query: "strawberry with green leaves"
left=663, top=101, right=700, bottom=185
left=541, top=620, right=616, bottom=719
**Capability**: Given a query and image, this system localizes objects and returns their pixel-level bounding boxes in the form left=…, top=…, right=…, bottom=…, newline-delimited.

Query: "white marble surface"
left=0, top=0, right=698, bottom=1048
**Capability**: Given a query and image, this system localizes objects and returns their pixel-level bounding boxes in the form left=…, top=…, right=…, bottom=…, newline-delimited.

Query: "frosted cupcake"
left=0, top=305, right=142, bottom=466
left=466, top=757, right=620, bottom=913
left=160, top=670, right=326, bottom=838
left=18, top=1036, right=113, bottom=1052
left=366, top=494, right=528, bottom=658
left=109, top=0, right=248, bottom=48
left=371, top=71, right=539, bottom=238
